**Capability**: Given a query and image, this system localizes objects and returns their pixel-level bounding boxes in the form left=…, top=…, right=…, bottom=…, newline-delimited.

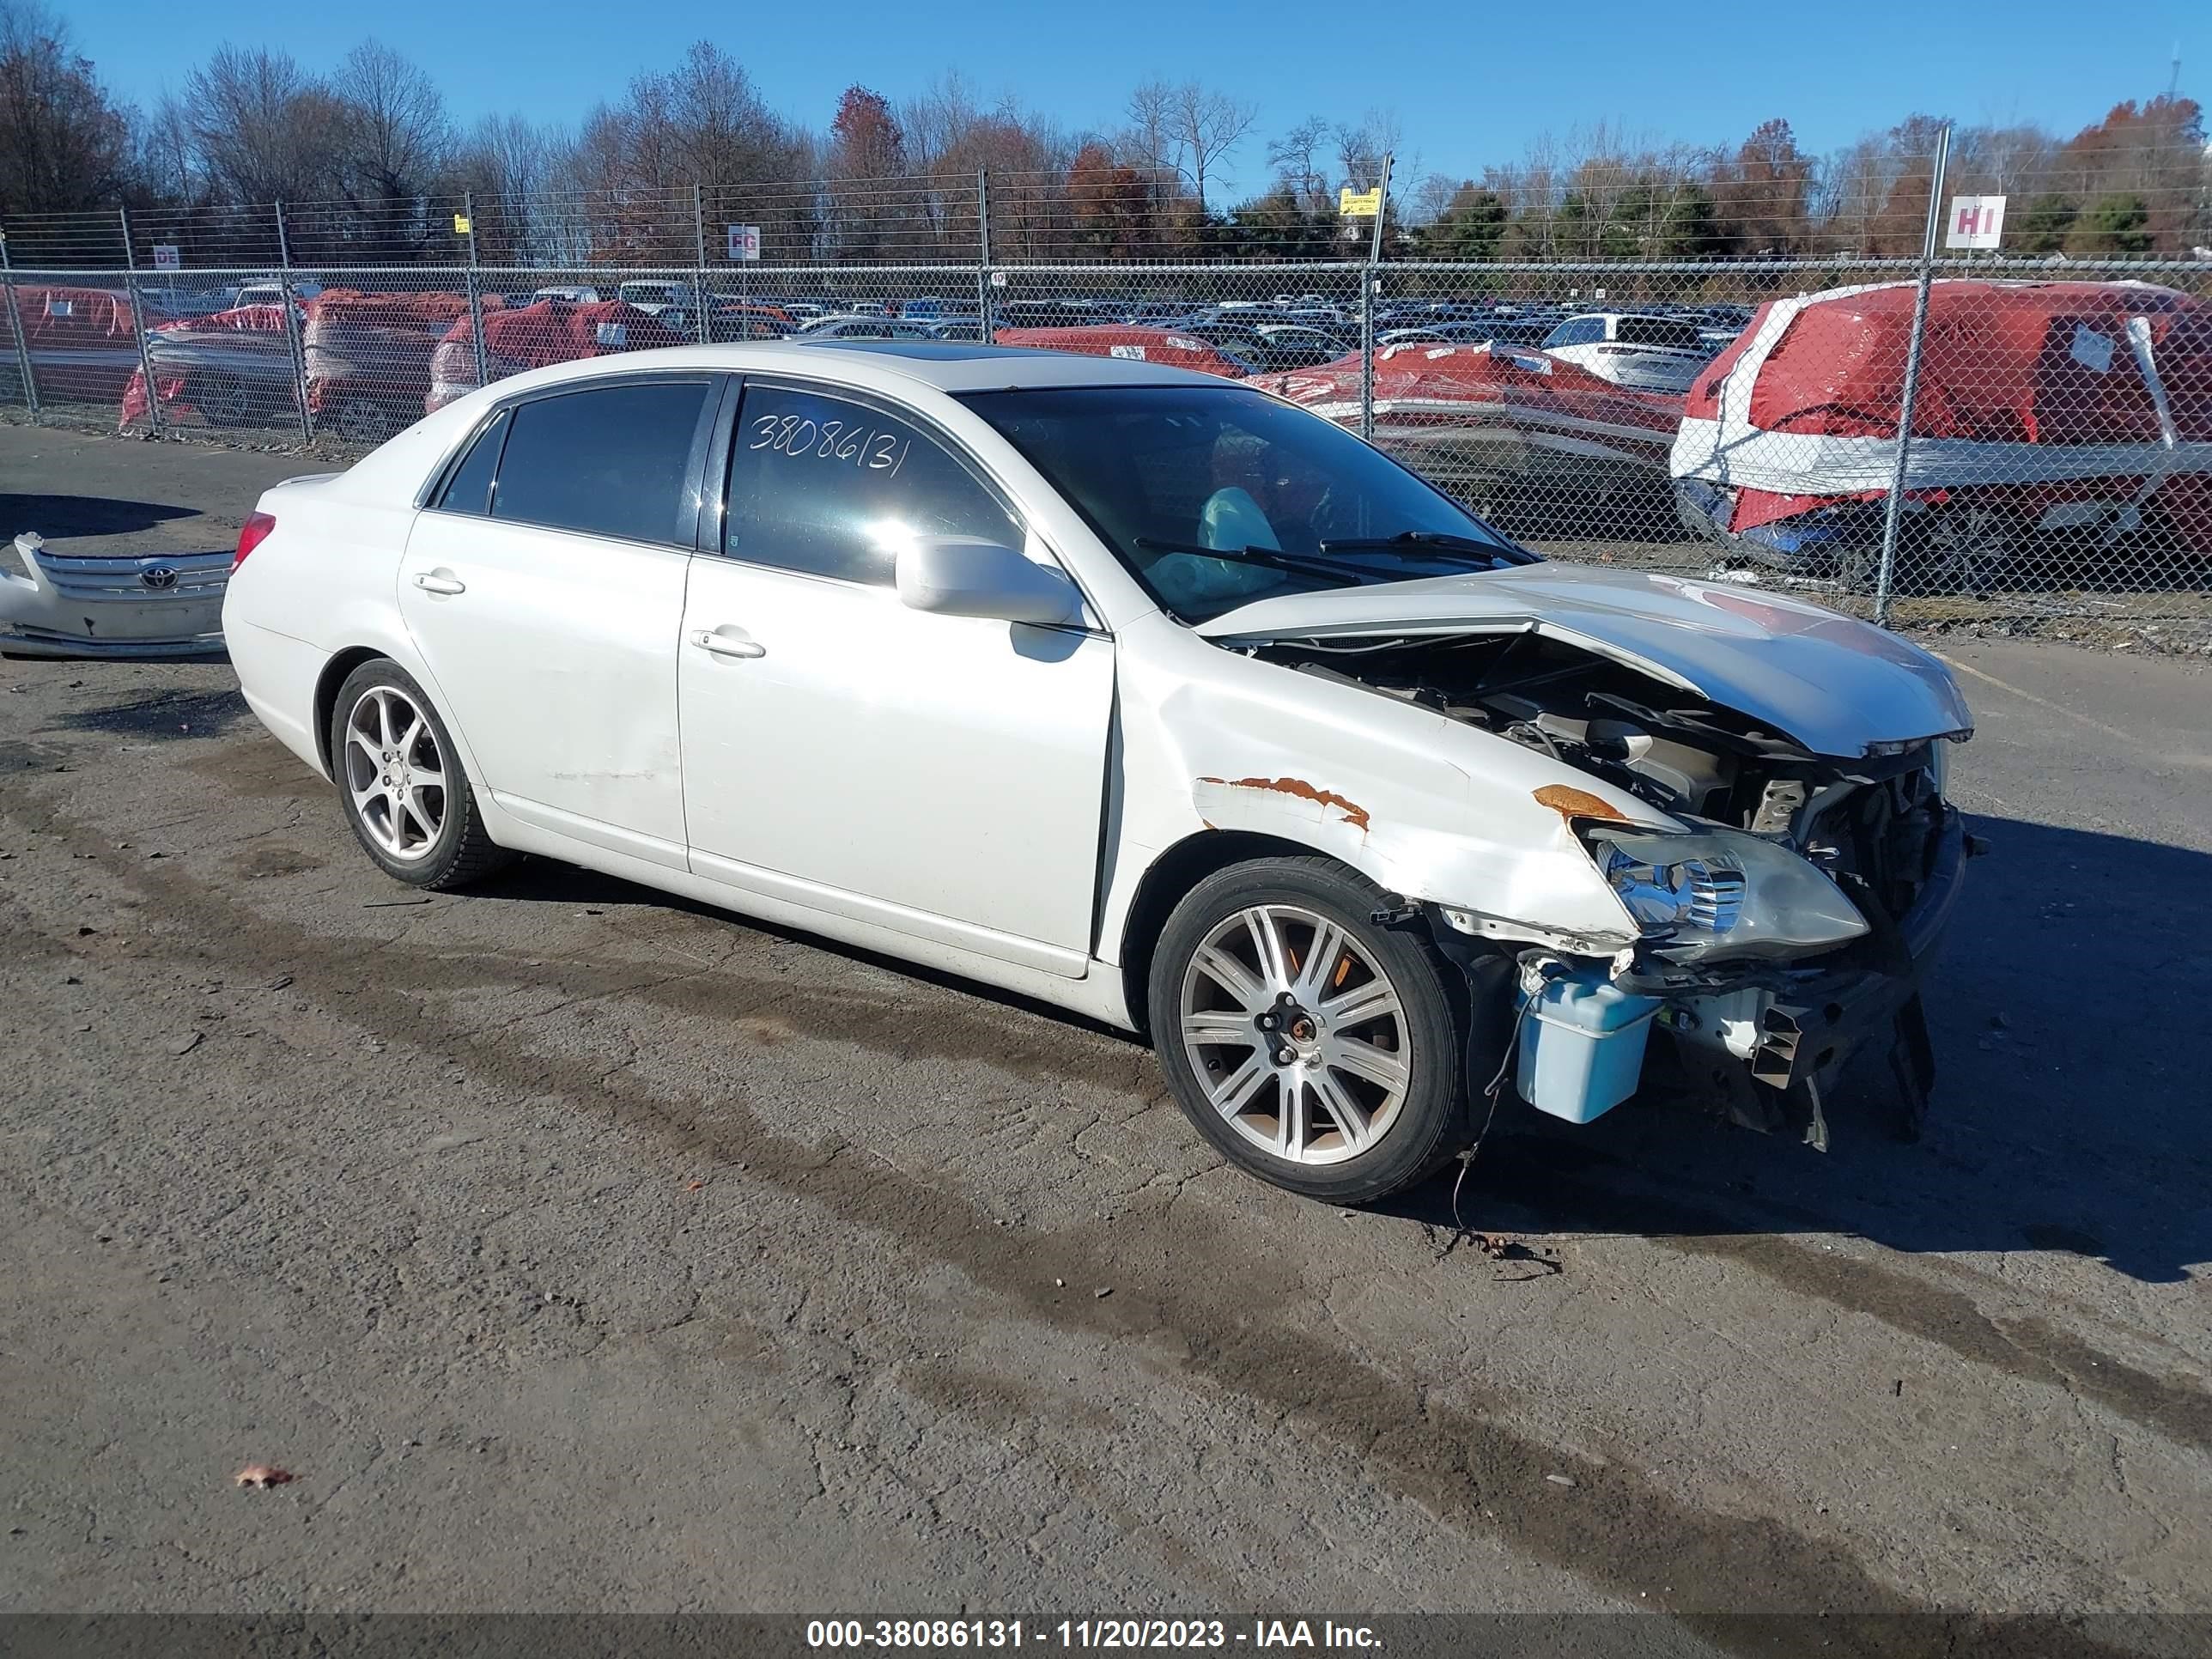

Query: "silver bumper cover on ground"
left=0, top=533, right=230, bottom=658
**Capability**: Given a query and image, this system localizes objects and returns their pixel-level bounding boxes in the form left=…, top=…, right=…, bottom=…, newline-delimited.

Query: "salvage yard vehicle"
left=1540, top=313, right=1714, bottom=394
left=1672, top=279, right=2212, bottom=591
left=223, top=341, right=1972, bottom=1201
left=1249, top=340, right=1685, bottom=530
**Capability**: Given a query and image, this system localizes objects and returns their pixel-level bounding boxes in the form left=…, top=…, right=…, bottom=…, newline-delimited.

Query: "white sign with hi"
left=726, top=223, right=761, bottom=262
left=1947, top=195, right=2007, bottom=250
left=152, top=244, right=180, bottom=271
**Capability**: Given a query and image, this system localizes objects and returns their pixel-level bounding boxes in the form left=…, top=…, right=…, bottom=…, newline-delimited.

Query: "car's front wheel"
left=1148, top=857, right=1467, bottom=1204
left=328, top=659, right=514, bottom=890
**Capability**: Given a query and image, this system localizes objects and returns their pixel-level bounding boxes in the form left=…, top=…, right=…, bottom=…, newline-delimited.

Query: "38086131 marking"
left=805, top=1619, right=1381, bottom=1649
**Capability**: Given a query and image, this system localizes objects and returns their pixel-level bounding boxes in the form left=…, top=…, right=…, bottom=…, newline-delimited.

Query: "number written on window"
left=747, top=414, right=909, bottom=477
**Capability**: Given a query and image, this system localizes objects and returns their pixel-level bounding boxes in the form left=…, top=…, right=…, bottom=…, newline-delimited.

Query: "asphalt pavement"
left=3, top=426, right=2209, bottom=1654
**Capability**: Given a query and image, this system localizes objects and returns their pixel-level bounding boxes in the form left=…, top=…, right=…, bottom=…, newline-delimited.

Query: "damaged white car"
left=223, top=343, right=1974, bottom=1202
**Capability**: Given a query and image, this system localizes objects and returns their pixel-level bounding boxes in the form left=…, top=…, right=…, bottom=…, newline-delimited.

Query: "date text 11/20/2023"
left=805, top=1620, right=1382, bottom=1650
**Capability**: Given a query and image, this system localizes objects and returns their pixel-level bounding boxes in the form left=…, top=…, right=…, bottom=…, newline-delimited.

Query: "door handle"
left=413, top=571, right=466, bottom=596
left=691, top=627, right=766, bottom=659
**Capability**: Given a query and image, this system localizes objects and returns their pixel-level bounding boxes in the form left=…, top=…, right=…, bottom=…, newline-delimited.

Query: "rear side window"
left=436, top=409, right=508, bottom=515
left=723, top=386, right=1019, bottom=586
left=490, top=380, right=713, bottom=545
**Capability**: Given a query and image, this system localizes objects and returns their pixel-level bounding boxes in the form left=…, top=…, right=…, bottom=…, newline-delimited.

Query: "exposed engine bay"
left=1254, top=629, right=1956, bottom=939
left=1249, top=627, right=1973, bottom=1149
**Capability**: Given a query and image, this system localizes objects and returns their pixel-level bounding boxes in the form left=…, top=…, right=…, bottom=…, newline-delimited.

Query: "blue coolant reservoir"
left=1516, top=972, right=1662, bottom=1124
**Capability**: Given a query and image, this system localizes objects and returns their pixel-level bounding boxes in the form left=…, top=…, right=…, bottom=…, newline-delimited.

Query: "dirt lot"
left=3, top=428, right=2210, bottom=1651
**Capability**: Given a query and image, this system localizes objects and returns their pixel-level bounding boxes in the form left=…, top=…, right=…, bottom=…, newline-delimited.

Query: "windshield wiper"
left=1131, top=537, right=1389, bottom=586
left=1318, top=529, right=1537, bottom=566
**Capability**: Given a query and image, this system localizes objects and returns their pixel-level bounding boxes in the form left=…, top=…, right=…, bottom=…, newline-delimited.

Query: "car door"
left=399, top=374, right=722, bottom=867
left=678, top=378, right=1114, bottom=977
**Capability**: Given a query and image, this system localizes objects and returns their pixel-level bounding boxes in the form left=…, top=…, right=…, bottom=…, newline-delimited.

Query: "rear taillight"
left=234, top=512, right=276, bottom=568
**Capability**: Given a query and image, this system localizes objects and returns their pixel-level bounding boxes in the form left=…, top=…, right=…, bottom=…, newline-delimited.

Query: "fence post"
left=1874, top=124, right=1950, bottom=626
left=0, top=229, right=37, bottom=422
left=118, top=206, right=165, bottom=439
left=464, top=192, right=489, bottom=390
left=273, top=202, right=313, bottom=444
left=975, top=170, right=994, bottom=344
left=692, top=184, right=713, bottom=346
left=1358, top=152, right=1394, bottom=442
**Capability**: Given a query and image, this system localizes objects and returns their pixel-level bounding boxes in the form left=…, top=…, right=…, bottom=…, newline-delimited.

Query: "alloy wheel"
left=342, top=684, right=447, bottom=862
left=1177, top=904, right=1411, bottom=1166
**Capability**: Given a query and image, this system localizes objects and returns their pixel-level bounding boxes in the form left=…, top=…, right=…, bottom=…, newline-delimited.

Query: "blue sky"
left=73, top=0, right=2197, bottom=196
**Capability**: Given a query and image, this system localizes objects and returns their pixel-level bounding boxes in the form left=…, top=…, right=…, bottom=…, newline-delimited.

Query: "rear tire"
left=328, top=659, right=514, bottom=890
left=1147, top=856, right=1468, bottom=1204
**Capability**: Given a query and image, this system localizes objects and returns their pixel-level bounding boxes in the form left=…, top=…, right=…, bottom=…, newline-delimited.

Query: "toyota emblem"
left=141, top=565, right=179, bottom=590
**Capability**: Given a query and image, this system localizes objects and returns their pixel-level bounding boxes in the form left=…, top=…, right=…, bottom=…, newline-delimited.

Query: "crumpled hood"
left=1194, top=562, right=1972, bottom=758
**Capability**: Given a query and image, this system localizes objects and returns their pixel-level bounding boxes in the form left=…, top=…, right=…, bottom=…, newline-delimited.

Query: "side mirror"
left=896, top=535, right=1084, bottom=629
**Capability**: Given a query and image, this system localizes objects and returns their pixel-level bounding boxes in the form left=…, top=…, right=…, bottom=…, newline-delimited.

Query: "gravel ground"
left=3, top=426, right=2209, bottom=1653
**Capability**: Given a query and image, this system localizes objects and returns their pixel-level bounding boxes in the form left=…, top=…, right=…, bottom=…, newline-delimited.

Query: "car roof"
left=469, top=340, right=1240, bottom=395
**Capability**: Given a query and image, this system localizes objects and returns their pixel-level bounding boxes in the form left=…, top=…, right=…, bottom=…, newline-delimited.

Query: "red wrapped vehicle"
left=119, top=303, right=297, bottom=430
left=18, top=287, right=143, bottom=405
left=1670, top=279, right=2212, bottom=588
left=427, top=299, right=687, bottom=413
left=122, top=289, right=475, bottom=441
left=302, top=290, right=473, bottom=441
left=1249, top=340, right=1685, bottom=522
left=993, top=325, right=1252, bottom=378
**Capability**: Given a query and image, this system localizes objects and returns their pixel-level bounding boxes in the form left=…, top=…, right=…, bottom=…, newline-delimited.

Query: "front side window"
left=724, top=386, right=1020, bottom=586
left=963, top=385, right=1529, bottom=623
left=489, top=380, right=713, bottom=545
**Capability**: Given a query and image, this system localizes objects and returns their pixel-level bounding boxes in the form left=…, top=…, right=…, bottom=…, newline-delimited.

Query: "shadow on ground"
left=1, top=494, right=201, bottom=542
left=1379, top=815, right=2212, bottom=1291
left=58, top=686, right=248, bottom=738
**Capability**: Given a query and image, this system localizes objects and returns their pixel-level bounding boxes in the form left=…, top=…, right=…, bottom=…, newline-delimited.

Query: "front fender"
left=1101, top=619, right=1670, bottom=962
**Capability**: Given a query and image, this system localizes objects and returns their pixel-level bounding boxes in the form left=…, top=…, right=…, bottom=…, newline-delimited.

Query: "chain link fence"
left=3, top=140, right=2209, bottom=632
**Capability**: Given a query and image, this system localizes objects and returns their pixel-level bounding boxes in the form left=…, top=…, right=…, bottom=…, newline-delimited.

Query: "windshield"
left=961, top=385, right=1532, bottom=622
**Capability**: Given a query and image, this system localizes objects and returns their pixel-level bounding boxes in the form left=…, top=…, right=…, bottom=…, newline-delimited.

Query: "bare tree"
left=1167, top=82, right=1255, bottom=212
left=184, top=46, right=343, bottom=204
left=0, top=0, right=132, bottom=215
left=333, top=40, right=451, bottom=203
left=1266, top=114, right=1332, bottom=210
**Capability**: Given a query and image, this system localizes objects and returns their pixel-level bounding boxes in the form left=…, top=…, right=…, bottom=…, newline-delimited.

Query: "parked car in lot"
left=224, top=341, right=1972, bottom=1199
left=1672, top=278, right=2212, bottom=590
left=425, top=299, right=687, bottom=412
left=794, top=316, right=945, bottom=342
left=1249, top=340, right=1687, bottom=526
left=1541, top=313, right=1714, bottom=393
left=994, top=325, right=1254, bottom=377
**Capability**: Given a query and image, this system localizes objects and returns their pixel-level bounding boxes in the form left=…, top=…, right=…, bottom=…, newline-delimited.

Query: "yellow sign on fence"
left=1339, top=186, right=1382, bottom=218
left=453, top=214, right=472, bottom=234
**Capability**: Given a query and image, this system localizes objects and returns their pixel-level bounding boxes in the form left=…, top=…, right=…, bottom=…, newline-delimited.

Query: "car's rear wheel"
left=1148, top=857, right=1467, bottom=1204
left=329, top=659, right=513, bottom=890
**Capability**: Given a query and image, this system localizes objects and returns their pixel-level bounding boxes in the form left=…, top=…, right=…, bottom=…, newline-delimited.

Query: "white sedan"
left=223, top=342, right=1974, bottom=1201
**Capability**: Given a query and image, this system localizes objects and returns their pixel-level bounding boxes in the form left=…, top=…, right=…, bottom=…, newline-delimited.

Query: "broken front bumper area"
left=1, top=534, right=230, bottom=659
left=1620, top=805, right=1972, bottom=1147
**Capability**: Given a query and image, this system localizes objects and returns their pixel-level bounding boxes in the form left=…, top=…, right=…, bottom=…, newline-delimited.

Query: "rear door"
left=399, top=374, right=722, bottom=866
left=676, top=377, right=1115, bottom=975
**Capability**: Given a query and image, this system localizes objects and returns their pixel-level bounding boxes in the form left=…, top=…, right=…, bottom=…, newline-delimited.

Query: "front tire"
left=1147, top=857, right=1467, bottom=1204
left=328, top=659, right=514, bottom=890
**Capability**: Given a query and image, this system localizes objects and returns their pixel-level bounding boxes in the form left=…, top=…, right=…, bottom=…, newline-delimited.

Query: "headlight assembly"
left=1586, top=823, right=1868, bottom=961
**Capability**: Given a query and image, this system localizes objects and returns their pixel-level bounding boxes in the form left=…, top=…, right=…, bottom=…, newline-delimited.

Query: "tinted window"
left=491, top=380, right=712, bottom=544
left=437, top=409, right=508, bottom=515
left=1616, top=316, right=1704, bottom=350
left=725, top=386, right=1018, bottom=586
